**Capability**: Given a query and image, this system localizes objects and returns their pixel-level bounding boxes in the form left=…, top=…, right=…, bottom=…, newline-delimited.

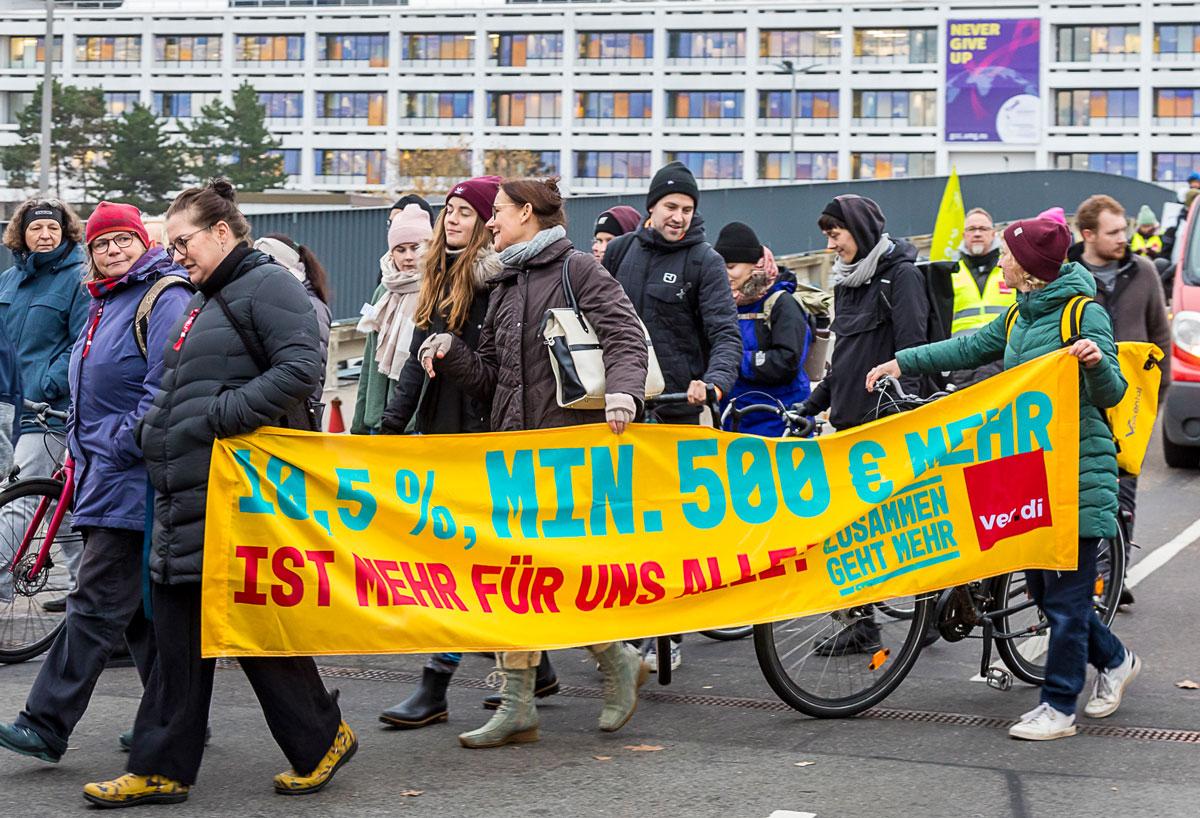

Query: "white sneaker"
left=1084, top=651, right=1141, bottom=719
left=1008, top=703, right=1077, bottom=741
left=644, top=642, right=682, bottom=673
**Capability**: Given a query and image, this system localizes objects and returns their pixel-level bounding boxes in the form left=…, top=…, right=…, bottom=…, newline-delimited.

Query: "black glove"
left=792, top=400, right=814, bottom=417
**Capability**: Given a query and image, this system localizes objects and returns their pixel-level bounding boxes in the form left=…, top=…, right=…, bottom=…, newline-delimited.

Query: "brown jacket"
left=440, top=237, right=648, bottom=432
left=1068, top=243, right=1172, bottom=396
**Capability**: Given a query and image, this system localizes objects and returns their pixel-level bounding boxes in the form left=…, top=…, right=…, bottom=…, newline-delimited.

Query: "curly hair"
left=3, top=198, right=84, bottom=252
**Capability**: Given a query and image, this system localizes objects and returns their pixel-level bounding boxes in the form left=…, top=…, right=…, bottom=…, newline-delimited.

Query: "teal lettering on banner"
left=486, top=449, right=539, bottom=539
left=266, top=456, right=308, bottom=520
left=539, top=447, right=587, bottom=538
left=775, top=439, right=830, bottom=518
left=590, top=444, right=634, bottom=536
left=234, top=449, right=274, bottom=515
left=849, top=440, right=892, bottom=504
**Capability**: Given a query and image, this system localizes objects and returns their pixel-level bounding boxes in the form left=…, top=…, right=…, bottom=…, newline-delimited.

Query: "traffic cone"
left=327, top=396, right=346, bottom=433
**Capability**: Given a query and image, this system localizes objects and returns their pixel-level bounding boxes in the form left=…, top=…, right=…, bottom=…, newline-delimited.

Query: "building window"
left=490, top=33, right=563, bottom=66
left=488, top=92, right=561, bottom=126
left=575, top=91, right=652, bottom=123
left=103, top=91, right=139, bottom=118
left=484, top=149, right=560, bottom=176
left=758, top=90, right=838, bottom=121
left=268, top=148, right=301, bottom=177
left=316, top=92, right=386, bottom=125
left=1155, top=24, right=1200, bottom=58
left=259, top=92, right=303, bottom=121
left=577, top=31, right=653, bottom=63
left=235, top=35, right=305, bottom=64
left=853, top=28, right=937, bottom=64
left=1054, top=89, right=1139, bottom=126
left=318, top=34, right=388, bottom=66
left=664, top=151, right=744, bottom=180
left=667, top=91, right=743, bottom=123
left=757, top=151, right=839, bottom=181
left=574, top=150, right=652, bottom=185
left=1056, top=25, right=1141, bottom=62
left=3, top=91, right=34, bottom=124
left=852, top=90, right=936, bottom=127
left=315, top=148, right=385, bottom=184
left=760, top=29, right=841, bottom=60
left=851, top=152, right=935, bottom=179
left=399, top=33, right=474, bottom=62
left=155, top=35, right=220, bottom=65
left=667, top=30, right=746, bottom=63
left=75, top=36, right=141, bottom=65
left=397, top=148, right=471, bottom=184
left=1153, top=153, right=1200, bottom=181
left=1053, top=152, right=1138, bottom=178
left=401, top=91, right=473, bottom=122
left=1155, top=88, right=1200, bottom=124
left=153, top=92, right=219, bottom=119
left=4, top=36, right=63, bottom=68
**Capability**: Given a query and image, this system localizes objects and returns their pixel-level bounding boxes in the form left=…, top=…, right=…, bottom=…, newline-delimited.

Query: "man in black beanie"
left=600, top=160, right=742, bottom=675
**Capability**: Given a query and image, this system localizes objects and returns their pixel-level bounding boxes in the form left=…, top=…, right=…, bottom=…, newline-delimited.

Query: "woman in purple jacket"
left=0, top=202, right=193, bottom=765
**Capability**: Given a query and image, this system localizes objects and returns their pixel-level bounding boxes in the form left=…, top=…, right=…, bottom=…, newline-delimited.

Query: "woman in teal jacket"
left=867, top=218, right=1140, bottom=742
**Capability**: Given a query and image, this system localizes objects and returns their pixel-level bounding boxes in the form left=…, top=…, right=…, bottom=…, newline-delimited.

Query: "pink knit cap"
left=388, top=203, right=434, bottom=249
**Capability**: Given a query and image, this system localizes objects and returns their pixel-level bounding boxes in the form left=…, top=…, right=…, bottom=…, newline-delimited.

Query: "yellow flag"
left=930, top=168, right=965, bottom=262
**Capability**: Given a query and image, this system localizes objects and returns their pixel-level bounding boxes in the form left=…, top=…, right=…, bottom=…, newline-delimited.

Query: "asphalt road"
left=1, top=429, right=1198, bottom=818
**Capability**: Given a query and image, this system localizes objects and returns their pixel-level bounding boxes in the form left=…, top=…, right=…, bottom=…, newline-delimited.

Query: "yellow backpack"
left=1004, top=296, right=1163, bottom=475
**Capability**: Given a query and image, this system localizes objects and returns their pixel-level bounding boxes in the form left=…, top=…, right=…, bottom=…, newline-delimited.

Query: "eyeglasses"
left=90, top=233, right=137, bottom=254
left=167, top=226, right=212, bottom=259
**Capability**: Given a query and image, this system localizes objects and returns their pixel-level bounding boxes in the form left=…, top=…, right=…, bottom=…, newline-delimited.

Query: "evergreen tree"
left=97, top=104, right=185, bottom=214
left=180, top=96, right=230, bottom=183
left=182, top=82, right=287, bottom=192
left=0, top=80, right=109, bottom=200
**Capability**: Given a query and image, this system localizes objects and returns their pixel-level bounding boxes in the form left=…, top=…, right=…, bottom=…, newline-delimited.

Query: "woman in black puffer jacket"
left=83, top=179, right=356, bottom=809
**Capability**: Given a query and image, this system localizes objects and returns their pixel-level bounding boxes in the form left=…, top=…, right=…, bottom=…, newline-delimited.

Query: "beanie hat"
left=1036, top=206, right=1067, bottom=226
left=1003, top=219, right=1071, bottom=282
left=714, top=222, right=762, bottom=265
left=388, top=203, right=434, bottom=249
left=1136, top=205, right=1157, bottom=227
left=1188, top=171, right=1200, bottom=183
left=445, top=175, right=503, bottom=223
left=391, top=194, right=434, bottom=226
left=85, top=201, right=150, bottom=249
left=594, top=205, right=642, bottom=237
left=646, top=161, right=700, bottom=211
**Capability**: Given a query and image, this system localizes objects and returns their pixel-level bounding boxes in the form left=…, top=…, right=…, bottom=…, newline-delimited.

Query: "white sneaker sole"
left=1084, top=655, right=1142, bottom=719
left=1008, top=723, right=1077, bottom=741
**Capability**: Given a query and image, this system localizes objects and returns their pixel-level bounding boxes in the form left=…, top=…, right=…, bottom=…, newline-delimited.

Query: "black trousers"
left=127, top=582, right=340, bottom=786
left=1117, top=472, right=1137, bottom=563
left=16, top=527, right=155, bottom=756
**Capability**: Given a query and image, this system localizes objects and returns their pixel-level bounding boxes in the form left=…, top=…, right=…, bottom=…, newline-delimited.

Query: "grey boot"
left=592, top=643, right=649, bottom=732
left=457, top=668, right=539, bottom=749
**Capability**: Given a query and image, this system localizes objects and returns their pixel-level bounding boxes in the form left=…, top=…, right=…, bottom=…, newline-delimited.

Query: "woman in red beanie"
left=0, top=201, right=194, bottom=765
left=867, top=217, right=1139, bottom=742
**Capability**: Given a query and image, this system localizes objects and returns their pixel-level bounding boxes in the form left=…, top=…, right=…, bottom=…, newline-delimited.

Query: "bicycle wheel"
left=0, top=478, right=77, bottom=664
left=753, top=594, right=935, bottom=718
left=875, top=600, right=917, bottom=621
left=994, top=533, right=1127, bottom=686
left=699, top=626, right=754, bottom=641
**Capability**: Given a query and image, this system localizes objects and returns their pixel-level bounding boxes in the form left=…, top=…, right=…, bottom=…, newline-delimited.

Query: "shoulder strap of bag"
left=1059, top=295, right=1093, bottom=344
left=134, top=277, right=195, bottom=358
left=1003, top=302, right=1020, bottom=340
left=760, top=290, right=786, bottom=328
left=212, top=292, right=271, bottom=373
left=559, top=251, right=589, bottom=332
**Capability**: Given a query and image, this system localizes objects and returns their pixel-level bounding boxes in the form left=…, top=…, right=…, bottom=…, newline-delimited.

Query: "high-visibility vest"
left=950, top=261, right=1015, bottom=337
left=1130, top=232, right=1162, bottom=256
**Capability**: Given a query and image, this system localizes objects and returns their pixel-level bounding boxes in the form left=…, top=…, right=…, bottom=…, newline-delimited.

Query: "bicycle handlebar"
left=720, top=400, right=816, bottom=437
left=22, top=400, right=68, bottom=423
left=644, top=385, right=720, bottom=416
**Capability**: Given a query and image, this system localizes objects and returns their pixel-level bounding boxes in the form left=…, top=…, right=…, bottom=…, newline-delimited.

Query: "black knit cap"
left=646, top=161, right=700, bottom=211
left=391, top=194, right=435, bottom=226
left=714, top=222, right=762, bottom=264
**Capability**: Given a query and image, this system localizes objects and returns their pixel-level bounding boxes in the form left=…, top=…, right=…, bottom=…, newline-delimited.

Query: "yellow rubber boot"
left=82, top=773, right=189, bottom=808
left=273, top=720, right=358, bottom=795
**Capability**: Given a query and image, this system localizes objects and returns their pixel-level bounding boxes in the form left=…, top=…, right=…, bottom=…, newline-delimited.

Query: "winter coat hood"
left=826, top=195, right=885, bottom=261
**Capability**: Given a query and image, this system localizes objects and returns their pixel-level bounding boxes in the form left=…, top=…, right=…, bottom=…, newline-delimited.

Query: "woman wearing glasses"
left=0, top=202, right=193, bottom=766
left=84, top=179, right=356, bottom=808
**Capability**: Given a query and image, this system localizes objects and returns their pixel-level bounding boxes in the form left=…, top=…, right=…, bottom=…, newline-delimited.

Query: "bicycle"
left=0, top=400, right=80, bottom=664
left=749, top=377, right=1126, bottom=718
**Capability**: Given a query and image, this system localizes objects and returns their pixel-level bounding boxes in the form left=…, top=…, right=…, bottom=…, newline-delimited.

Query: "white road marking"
left=768, top=812, right=817, bottom=818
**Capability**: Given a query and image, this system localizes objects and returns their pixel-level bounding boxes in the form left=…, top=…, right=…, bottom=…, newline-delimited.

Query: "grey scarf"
left=499, top=225, right=566, bottom=269
left=831, top=234, right=892, bottom=288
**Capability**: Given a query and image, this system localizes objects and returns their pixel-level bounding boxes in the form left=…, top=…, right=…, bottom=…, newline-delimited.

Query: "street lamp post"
left=776, top=61, right=825, bottom=182
left=39, top=0, right=54, bottom=199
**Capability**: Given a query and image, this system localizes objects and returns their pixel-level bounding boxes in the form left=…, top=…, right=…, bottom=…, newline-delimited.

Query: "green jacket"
left=896, top=263, right=1127, bottom=538
left=351, top=282, right=396, bottom=434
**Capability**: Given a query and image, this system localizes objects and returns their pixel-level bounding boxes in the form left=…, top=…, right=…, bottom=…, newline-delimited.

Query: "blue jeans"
left=1025, top=537, right=1126, bottom=715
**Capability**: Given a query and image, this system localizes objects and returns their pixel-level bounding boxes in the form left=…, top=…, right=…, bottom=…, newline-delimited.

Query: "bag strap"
left=760, top=290, right=785, bottom=328
left=134, top=276, right=195, bottom=358
left=1003, top=303, right=1020, bottom=340
left=1060, top=295, right=1092, bottom=344
left=212, top=292, right=270, bottom=374
left=559, top=251, right=589, bottom=332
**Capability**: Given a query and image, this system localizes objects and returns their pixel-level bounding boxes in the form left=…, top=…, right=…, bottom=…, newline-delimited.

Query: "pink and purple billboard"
left=945, top=19, right=1041, bottom=144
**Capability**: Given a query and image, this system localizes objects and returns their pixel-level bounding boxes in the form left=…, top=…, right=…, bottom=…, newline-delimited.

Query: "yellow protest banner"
left=930, top=167, right=965, bottom=262
left=201, top=351, right=1081, bottom=658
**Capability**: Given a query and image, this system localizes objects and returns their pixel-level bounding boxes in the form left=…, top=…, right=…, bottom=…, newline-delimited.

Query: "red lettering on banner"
left=374, top=559, right=417, bottom=606
left=304, top=550, right=335, bottom=607
left=637, top=562, right=665, bottom=604
left=729, top=553, right=757, bottom=587
left=576, top=564, right=607, bottom=612
left=677, top=558, right=708, bottom=597
left=355, top=555, right=388, bottom=606
left=270, top=547, right=305, bottom=607
left=530, top=566, right=563, bottom=613
left=472, top=564, right=501, bottom=612
left=234, top=545, right=269, bottom=605
left=603, top=564, right=639, bottom=609
left=428, top=563, right=468, bottom=611
left=759, top=547, right=799, bottom=580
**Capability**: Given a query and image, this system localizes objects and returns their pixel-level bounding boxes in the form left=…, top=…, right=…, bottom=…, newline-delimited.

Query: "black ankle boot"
left=482, top=652, right=560, bottom=710
left=380, top=667, right=452, bottom=728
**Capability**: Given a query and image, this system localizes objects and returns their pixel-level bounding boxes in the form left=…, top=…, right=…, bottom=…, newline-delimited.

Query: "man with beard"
left=602, top=161, right=741, bottom=673
left=1067, top=195, right=1171, bottom=608
left=944, top=207, right=1016, bottom=389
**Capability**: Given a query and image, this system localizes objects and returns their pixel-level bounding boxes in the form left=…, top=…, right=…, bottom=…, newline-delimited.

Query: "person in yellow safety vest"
left=946, top=207, right=1017, bottom=389
left=1129, top=205, right=1163, bottom=259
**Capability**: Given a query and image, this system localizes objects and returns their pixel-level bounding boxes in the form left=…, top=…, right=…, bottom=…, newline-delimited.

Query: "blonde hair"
left=412, top=207, right=494, bottom=333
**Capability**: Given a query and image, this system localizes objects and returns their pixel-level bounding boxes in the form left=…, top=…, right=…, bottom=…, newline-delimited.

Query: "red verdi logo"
left=962, top=449, right=1052, bottom=551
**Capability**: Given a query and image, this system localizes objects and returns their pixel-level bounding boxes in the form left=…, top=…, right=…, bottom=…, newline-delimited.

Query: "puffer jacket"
left=603, top=216, right=741, bottom=420
left=897, top=264, right=1127, bottom=538
left=440, top=237, right=647, bottom=432
left=67, top=247, right=192, bottom=530
left=139, top=247, right=321, bottom=584
left=305, top=280, right=332, bottom=403
left=0, top=241, right=89, bottom=431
